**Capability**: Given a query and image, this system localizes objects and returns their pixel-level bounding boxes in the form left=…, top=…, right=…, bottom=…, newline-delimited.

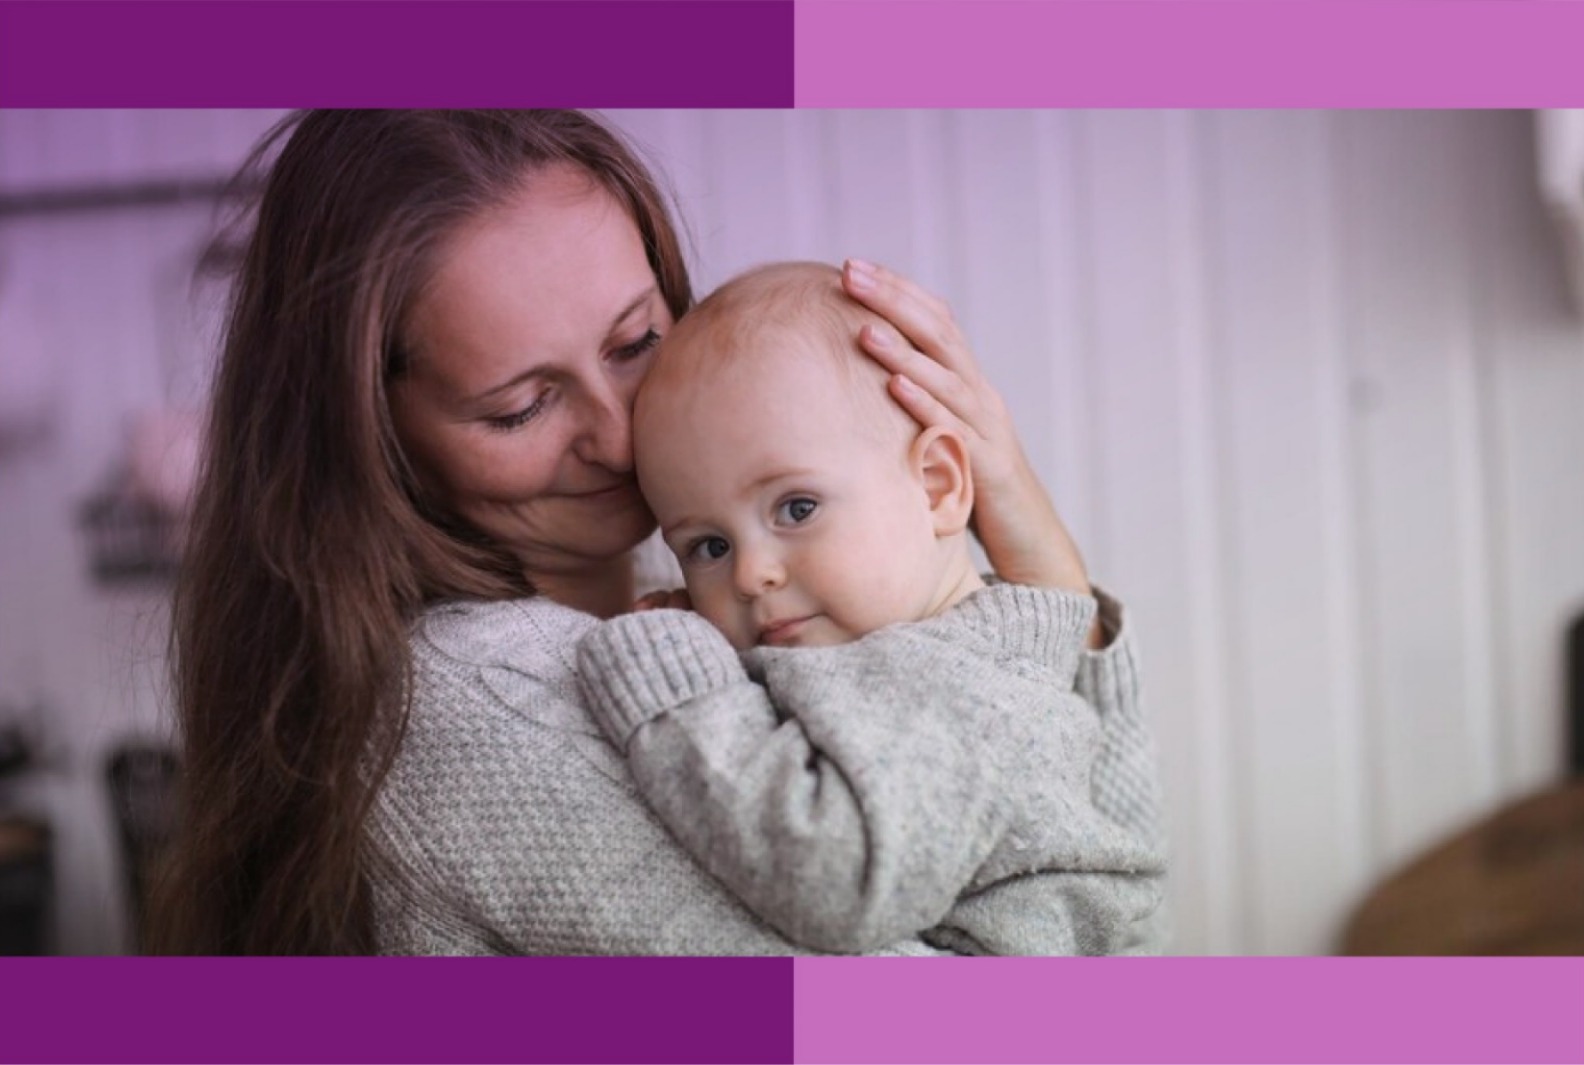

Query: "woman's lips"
left=758, top=616, right=814, bottom=646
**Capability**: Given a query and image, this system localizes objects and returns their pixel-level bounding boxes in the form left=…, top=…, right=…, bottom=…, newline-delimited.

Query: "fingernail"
left=865, top=325, right=890, bottom=349
left=846, top=259, right=876, bottom=291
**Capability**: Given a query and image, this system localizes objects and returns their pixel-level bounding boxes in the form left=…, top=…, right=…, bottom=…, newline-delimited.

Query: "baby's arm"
left=576, top=584, right=1099, bottom=954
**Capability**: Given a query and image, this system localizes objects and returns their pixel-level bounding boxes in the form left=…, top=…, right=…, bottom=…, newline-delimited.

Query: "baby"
left=577, top=262, right=1165, bottom=955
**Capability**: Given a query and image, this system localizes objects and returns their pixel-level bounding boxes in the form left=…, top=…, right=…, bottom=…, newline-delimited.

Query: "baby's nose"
left=734, top=547, right=786, bottom=598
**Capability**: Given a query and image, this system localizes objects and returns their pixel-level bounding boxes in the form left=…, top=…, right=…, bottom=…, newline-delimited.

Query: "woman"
left=151, top=110, right=1154, bottom=954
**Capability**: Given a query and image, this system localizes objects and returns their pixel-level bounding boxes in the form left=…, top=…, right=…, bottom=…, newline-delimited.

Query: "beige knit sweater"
left=366, top=581, right=1163, bottom=955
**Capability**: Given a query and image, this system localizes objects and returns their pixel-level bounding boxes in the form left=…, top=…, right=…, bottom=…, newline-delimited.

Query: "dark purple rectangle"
left=0, top=957, right=795, bottom=1063
left=0, top=1, right=793, bottom=107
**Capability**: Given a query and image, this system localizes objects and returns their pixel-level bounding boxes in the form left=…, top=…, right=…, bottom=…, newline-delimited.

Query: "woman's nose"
left=733, top=544, right=786, bottom=600
left=572, top=378, right=634, bottom=471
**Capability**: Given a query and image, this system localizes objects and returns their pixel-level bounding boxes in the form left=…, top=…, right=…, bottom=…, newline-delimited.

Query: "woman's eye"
left=485, top=391, right=551, bottom=433
left=687, top=536, right=731, bottom=564
left=614, top=328, right=662, bottom=362
left=776, top=497, right=818, bottom=525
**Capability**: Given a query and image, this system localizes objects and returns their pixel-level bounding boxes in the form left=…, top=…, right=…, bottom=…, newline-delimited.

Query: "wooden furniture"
left=1341, top=780, right=1584, bottom=955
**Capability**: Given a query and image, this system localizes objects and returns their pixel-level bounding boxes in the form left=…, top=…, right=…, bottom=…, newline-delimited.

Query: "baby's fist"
left=632, top=588, right=693, bottom=612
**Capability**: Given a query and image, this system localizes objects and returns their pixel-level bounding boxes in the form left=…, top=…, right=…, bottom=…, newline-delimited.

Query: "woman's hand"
left=841, top=259, right=1101, bottom=645
left=633, top=588, right=693, bottom=612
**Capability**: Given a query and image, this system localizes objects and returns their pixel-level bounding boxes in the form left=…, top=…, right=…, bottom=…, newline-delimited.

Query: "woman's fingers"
left=861, top=325, right=979, bottom=427
left=843, top=259, right=977, bottom=378
left=846, top=256, right=1021, bottom=485
left=886, top=373, right=962, bottom=434
left=844, top=259, right=1091, bottom=594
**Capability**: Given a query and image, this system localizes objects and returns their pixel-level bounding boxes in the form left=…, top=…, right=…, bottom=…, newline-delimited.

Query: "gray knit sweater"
left=366, top=584, right=1163, bottom=955
left=577, top=583, right=1165, bottom=955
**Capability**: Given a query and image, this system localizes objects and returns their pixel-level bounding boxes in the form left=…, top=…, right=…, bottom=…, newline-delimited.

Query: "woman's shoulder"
left=412, top=595, right=594, bottom=671
left=398, top=595, right=609, bottom=761
left=408, top=597, right=600, bottom=716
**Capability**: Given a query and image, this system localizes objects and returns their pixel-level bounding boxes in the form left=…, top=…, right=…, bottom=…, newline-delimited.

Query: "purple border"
left=792, top=957, right=1584, bottom=1063
left=0, top=957, right=794, bottom=1063
left=795, top=0, right=1584, bottom=107
left=0, top=1, right=794, bottom=107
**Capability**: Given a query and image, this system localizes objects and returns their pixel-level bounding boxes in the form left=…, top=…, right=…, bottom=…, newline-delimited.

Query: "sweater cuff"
left=1090, top=583, right=1125, bottom=647
left=949, top=582, right=1097, bottom=684
left=1075, top=586, right=1143, bottom=721
left=575, top=610, right=744, bottom=752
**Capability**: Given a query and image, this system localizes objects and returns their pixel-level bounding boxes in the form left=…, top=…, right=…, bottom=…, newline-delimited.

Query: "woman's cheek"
left=468, top=433, right=560, bottom=502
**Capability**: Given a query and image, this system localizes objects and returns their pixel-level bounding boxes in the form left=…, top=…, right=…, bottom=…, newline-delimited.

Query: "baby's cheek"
left=691, top=586, right=745, bottom=647
left=824, top=586, right=899, bottom=639
left=863, top=567, right=935, bottom=629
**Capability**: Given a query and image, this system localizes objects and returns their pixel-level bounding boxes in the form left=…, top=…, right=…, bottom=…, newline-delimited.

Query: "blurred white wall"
left=0, top=109, right=292, bottom=954
left=2, top=109, right=1582, bottom=955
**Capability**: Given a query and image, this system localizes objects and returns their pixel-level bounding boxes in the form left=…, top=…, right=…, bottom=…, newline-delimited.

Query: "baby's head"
left=634, top=262, right=983, bottom=651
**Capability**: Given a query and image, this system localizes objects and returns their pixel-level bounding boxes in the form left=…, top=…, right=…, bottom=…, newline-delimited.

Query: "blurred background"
left=2, top=109, right=1582, bottom=956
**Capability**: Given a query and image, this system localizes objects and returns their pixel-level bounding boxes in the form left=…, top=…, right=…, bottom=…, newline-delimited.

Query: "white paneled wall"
left=2, top=110, right=1581, bottom=955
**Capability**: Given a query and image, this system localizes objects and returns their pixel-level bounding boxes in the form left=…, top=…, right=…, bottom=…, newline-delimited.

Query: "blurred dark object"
left=78, top=409, right=201, bottom=585
left=1570, top=611, right=1584, bottom=781
left=0, top=818, right=52, bottom=955
left=1340, top=608, right=1584, bottom=955
left=106, top=744, right=180, bottom=952
left=79, top=489, right=182, bottom=584
left=0, top=725, right=30, bottom=778
left=0, top=175, right=258, bottom=220
left=0, top=721, right=52, bottom=954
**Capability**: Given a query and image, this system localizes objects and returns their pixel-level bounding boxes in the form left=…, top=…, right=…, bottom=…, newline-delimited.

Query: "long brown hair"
left=148, top=111, right=693, bottom=954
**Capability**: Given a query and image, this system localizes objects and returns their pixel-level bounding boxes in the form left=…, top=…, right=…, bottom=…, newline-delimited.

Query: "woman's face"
left=389, top=164, right=673, bottom=582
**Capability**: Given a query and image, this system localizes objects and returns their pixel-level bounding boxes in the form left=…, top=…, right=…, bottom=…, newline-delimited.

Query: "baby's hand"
left=632, top=588, right=693, bottom=613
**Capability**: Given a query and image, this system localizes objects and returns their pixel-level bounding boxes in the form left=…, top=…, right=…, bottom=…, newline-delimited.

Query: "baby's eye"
left=686, top=536, right=731, bottom=564
left=776, top=497, right=818, bottom=525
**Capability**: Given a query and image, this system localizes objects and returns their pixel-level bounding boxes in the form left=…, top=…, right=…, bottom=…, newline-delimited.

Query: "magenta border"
left=3, top=3, right=1584, bottom=1065
left=795, top=0, right=1584, bottom=107
left=793, top=957, right=1584, bottom=1063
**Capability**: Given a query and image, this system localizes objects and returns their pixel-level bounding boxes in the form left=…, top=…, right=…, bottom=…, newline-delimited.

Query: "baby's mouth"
left=757, top=615, right=816, bottom=647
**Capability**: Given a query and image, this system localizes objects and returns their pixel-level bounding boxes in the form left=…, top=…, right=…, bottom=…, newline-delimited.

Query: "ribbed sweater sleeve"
left=1078, top=588, right=1158, bottom=841
left=1078, top=586, right=1170, bottom=951
left=577, top=608, right=748, bottom=750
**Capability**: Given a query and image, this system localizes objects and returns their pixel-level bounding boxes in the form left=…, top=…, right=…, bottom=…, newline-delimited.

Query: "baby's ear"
left=909, top=427, right=974, bottom=537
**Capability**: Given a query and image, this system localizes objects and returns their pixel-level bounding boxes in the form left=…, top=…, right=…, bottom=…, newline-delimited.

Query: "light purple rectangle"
left=794, top=0, right=1584, bottom=107
left=793, top=957, right=1584, bottom=1063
